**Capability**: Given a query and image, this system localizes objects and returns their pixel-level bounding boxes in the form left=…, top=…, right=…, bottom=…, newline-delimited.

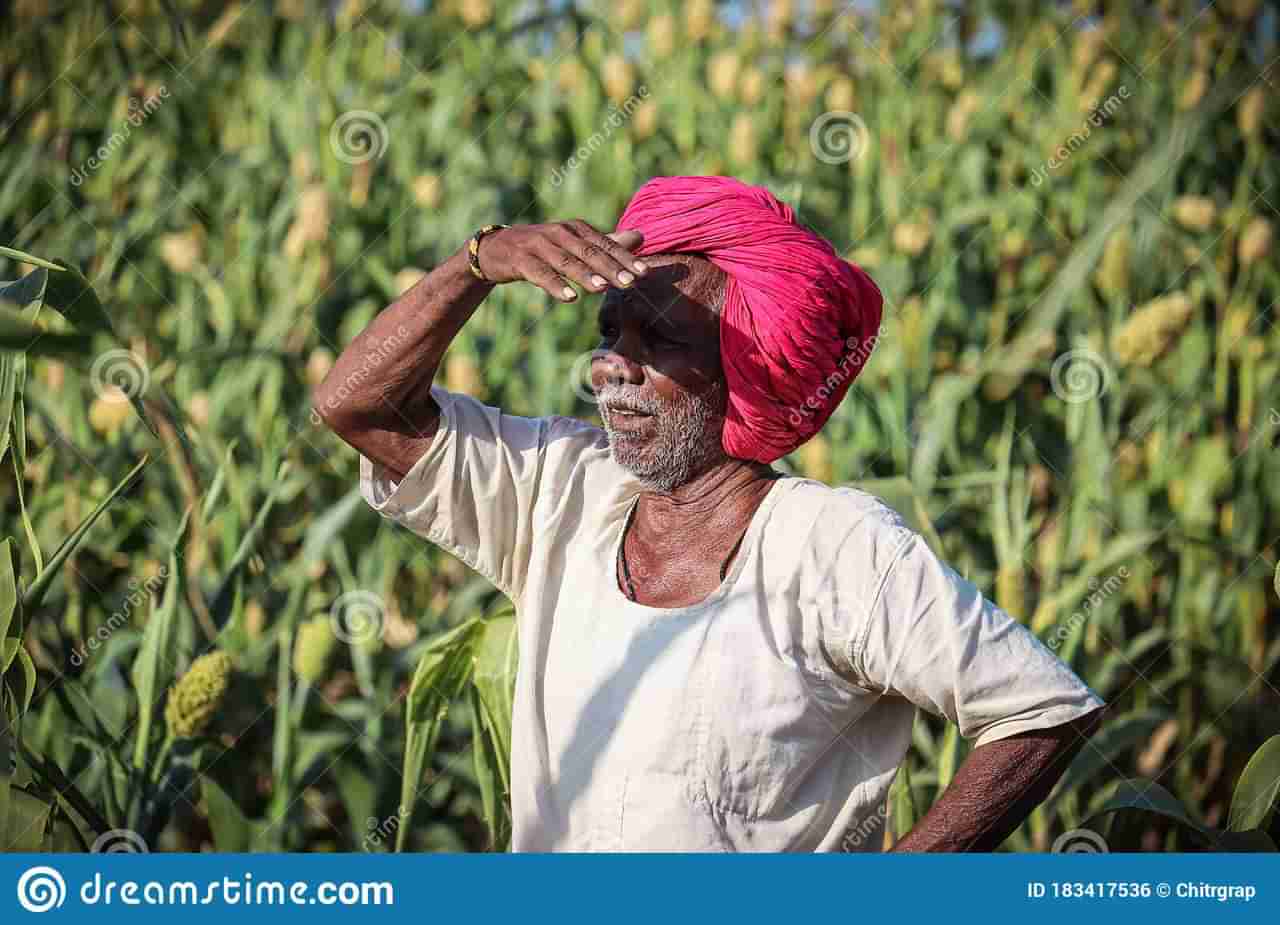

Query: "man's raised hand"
left=473, top=220, right=647, bottom=301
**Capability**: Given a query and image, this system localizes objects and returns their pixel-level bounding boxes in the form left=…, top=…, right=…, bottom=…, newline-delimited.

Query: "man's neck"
left=632, top=456, right=779, bottom=536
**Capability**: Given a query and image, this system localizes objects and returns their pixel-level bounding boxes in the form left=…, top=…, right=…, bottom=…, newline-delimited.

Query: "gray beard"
left=597, top=379, right=726, bottom=492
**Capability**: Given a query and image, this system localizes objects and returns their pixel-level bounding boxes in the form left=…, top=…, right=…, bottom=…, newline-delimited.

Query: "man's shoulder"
left=772, top=477, right=917, bottom=541
left=765, top=477, right=923, bottom=591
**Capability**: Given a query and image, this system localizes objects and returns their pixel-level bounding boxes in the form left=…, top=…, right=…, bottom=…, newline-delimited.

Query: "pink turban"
left=615, top=175, right=883, bottom=464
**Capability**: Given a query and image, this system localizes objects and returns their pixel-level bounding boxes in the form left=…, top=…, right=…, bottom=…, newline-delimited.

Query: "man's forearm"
left=892, top=705, right=1106, bottom=852
left=313, top=246, right=493, bottom=477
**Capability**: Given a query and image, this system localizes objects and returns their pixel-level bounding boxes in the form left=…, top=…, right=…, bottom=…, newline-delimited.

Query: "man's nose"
left=593, top=341, right=644, bottom=388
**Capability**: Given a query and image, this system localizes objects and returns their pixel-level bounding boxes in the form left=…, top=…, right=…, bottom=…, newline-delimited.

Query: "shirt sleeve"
left=839, top=525, right=1106, bottom=749
left=358, top=385, right=600, bottom=603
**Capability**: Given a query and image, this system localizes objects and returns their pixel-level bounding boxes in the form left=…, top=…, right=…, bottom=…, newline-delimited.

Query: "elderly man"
left=315, top=175, right=1106, bottom=852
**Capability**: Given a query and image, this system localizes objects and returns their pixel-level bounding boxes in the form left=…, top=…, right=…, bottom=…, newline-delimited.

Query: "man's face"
left=590, top=253, right=729, bottom=492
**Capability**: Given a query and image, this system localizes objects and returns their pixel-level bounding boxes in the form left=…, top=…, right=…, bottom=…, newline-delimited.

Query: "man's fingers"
left=607, top=229, right=644, bottom=253
left=558, top=221, right=643, bottom=286
left=521, top=255, right=579, bottom=302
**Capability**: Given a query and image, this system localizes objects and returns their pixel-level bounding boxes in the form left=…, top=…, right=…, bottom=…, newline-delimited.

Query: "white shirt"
left=359, top=386, right=1105, bottom=851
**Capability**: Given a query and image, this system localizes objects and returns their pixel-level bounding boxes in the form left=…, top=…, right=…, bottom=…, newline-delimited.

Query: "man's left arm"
left=893, top=704, right=1107, bottom=851
left=837, top=522, right=1110, bottom=851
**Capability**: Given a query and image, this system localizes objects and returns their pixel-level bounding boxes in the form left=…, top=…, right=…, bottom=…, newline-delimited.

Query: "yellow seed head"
left=739, top=68, right=767, bottom=106
left=458, top=0, right=492, bottom=28
left=1111, top=292, right=1194, bottom=367
left=1072, top=28, right=1106, bottom=72
left=556, top=58, right=587, bottom=94
left=412, top=174, right=443, bottom=209
left=647, top=14, right=675, bottom=58
left=1172, top=195, right=1217, bottom=232
left=611, top=0, right=646, bottom=31
left=165, top=651, right=233, bottom=740
left=159, top=229, right=203, bottom=274
left=946, top=90, right=980, bottom=142
left=1094, top=227, right=1130, bottom=298
left=307, top=348, right=335, bottom=388
left=601, top=54, right=635, bottom=105
left=1115, top=440, right=1144, bottom=482
left=824, top=76, right=855, bottom=112
left=932, top=50, right=964, bottom=90
left=1237, top=86, right=1264, bottom=138
left=799, top=433, right=833, bottom=483
left=685, top=0, right=715, bottom=41
left=892, top=222, right=932, bottom=257
left=284, top=185, right=331, bottom=260
left=526, top=58, right=547, bottom=83
left=187, top=391, right=210, bottom=429
left=1237, top=217, right=1272, bottom=266
left=293, top=618, right=336, bottom=685
left=1177, top=70, right=1208, bottom=110
left=89, top=390, right=132, bottom=434
left=766, top=0, right=794, bottom=41
left=784, top=64, right=817, bottom=106
left=728, top=112, right=757, bottom=166
left=395, top=268, right=426, bottom=297
left=446, top=351, right=484, bottom=396
left=707, top=52, right=741, bottom=101
left=632, top=99, right=659, bottom=140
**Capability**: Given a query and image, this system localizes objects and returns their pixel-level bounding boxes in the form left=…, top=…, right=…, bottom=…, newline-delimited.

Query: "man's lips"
left=602, top=403, right=654, bottom=433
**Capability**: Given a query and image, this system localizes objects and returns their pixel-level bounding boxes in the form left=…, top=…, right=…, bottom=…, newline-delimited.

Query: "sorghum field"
left=2, top=0, right=1279, bottom=853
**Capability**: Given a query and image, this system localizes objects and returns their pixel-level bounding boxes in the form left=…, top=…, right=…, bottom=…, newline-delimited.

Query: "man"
left=315, top=175, right=1106, bottom=852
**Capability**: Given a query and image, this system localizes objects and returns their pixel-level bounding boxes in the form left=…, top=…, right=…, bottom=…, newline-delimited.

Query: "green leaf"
left=43, top=259, right=116, bottom=337
left=396, top=618, right=483, bottom=851
left=1227, top=735, right=1280, bottom=833
left=890, top=760, right=916, bottom=841
left=0, top=301, right=94, bottom=356
left=0, top=245, right=64, bottom=271
left=292, top=731, right=354, bottom=783
left=2, top=788, right=53, bottom=852
left=298, top=489, right=365, bottom=567
left=1045, top=710, right=1171, bottom=814
left=23, top=454, right=151, bottom=612
left=201, top=775, right=269, bottom=852
left=0, top=538, right=16, bottom=644
left=130, top=505, right=192, bottom=770
left=1083, top=779, right=1217, bottom=845
left=13, top=645, right=36, bottom=716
